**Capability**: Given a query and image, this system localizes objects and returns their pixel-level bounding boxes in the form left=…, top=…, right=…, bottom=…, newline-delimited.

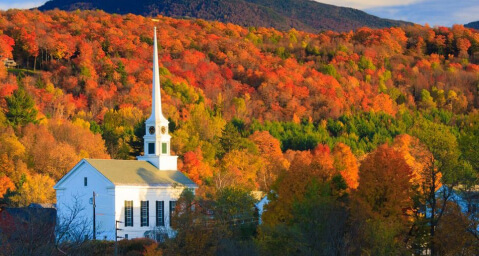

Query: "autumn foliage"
left=0, top=8, right=478, bottom=255
left=356, top=144, right=413, bottom=218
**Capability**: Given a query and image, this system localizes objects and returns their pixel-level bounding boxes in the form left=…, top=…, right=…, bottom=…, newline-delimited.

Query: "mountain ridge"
left=37, top=0, right=412, bottom=32
left=465, top=21, right=479, bottom=30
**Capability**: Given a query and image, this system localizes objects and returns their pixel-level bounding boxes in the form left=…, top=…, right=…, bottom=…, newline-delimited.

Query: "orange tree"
left=351, top=144, right=413, bottom=255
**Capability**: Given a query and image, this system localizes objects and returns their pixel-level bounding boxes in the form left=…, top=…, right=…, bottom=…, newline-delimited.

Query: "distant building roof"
left=1, top=207, right=56, bottom=225
left=2, top=58, right=17, bottom=67
left=28, top=203, right=56, bottom=209
left=84, top=159, right=197, bottom=187
left=251, top=191, right=266, bottom=201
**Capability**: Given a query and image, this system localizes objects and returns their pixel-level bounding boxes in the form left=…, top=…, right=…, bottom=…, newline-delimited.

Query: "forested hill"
left=37, top=0, right=411, bottom=32
left=1, top=10, right=479, bottom=254
left=1, top=8, right=479, bottom=202
left=465, top=21, right=479, bottom=30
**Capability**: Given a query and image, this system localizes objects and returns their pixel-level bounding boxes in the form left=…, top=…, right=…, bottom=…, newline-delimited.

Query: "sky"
left=0, top=0, right=478, bottom=26
left=0, top=1, right=46, bottom=10
left=316, top=0, right=479, bottom=26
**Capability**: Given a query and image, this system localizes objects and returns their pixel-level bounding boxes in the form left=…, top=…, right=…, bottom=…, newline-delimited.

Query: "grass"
left=7, top=68, right=38, bottom=76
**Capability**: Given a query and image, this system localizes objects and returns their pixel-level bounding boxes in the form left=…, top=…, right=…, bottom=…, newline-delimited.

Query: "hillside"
left=37, top=0, right=411, bottom=32
left=1, top=8, right=478, bottom=196
left=1, top=9, right=479, bottom=254
left=465, top=21, right=479, bottom=29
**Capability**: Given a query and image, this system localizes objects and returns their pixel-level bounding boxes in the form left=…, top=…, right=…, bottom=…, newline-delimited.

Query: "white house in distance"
left=255, top=195, right=269, bottom=225
left=54, top=28, right=197, bottom=241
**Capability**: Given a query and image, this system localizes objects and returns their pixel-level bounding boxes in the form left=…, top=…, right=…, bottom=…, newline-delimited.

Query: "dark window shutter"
left=141, top=201, right=149, bottom=227
left=156, top=201, right=164, bottom=226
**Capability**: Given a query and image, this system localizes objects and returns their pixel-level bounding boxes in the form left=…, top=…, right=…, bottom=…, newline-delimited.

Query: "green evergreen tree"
left=116, top=61, right=128, bottom=87
left=129, top=120, right=145, bottom=157
left=5, top=88, right=38, bottom=126
left=219, top=122, right=244, bottom=157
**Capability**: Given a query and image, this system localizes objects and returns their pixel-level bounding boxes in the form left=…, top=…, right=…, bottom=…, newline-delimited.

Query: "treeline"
left=0, top=9, right=478, bottom=254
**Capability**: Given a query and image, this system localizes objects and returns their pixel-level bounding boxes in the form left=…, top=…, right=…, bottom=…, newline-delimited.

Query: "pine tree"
left=218, top=122, right=243, bottom=157
left=5, top=88, right=38, bottom=126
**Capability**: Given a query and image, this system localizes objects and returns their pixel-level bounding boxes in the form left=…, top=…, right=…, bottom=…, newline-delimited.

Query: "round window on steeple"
left=161, top=126, right=167, bottom=134
left=149, top=126, right=155, bottom=135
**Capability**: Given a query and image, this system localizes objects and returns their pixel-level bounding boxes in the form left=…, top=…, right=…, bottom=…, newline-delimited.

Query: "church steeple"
left=137, top=27, right=178, bottom=170
left=147, top=27, right=168, bottom=125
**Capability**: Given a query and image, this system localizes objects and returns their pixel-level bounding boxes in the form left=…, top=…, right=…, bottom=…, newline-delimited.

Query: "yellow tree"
left=0, top=122, right=29, bottom=196
left=262, top=150, right=314, bottom=225
left=332, top=143, right=359, bottom=189
left=262, top=148, right=341, bottom=226
left=249, top=131, right=289, bottom=191
left=0, top=175, right=15, bottom=199
left=392, top=134, right=438, bottom=191
left=9, top=173, right=56, bottom=207
left=216, top=149, right=264, bottom=191
left=21, top=120, right=109, bottom=180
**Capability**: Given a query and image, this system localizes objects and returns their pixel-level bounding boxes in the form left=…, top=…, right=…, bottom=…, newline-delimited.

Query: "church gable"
left=53, top=159, right=114, bottom=190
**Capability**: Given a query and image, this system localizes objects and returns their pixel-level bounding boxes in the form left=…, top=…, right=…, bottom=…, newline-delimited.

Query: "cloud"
left=452, top=5, right=479, bottom=25
left=313, top=0, right=479, bottom=26
left=0, top=0, right=46, bottom=10
left=365, top=0, right=479, bottom=26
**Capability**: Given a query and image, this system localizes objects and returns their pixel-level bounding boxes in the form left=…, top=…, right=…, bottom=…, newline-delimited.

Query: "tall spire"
left=147, top=27, right=168, bottom=123
left=137, top=27, right=177, bottom=171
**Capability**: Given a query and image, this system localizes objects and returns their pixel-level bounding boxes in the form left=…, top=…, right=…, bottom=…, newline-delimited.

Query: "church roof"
left=85, top=159, right=196, bottom=187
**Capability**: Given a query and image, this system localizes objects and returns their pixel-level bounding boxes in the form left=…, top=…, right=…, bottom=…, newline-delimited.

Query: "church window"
left=156, top=201, right=164, bottom=226
left=141, top=201, right=149, bottom=227
left=148, top=143, right=155, bottom=154
left=169, top=201, right=177, bottom=225
left=84, top=177, right=87, bottom=186
left=162, top=143, right=167, bottom=154
left=125, top=201, right=133, bottom=227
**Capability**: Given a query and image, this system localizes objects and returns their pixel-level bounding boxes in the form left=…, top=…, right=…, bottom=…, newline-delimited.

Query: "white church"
left=54, top=28, right=197, bottom=241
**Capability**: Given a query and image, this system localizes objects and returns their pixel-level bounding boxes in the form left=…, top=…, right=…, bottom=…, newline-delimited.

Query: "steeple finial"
left=147, top=27, right=167, bottom=123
